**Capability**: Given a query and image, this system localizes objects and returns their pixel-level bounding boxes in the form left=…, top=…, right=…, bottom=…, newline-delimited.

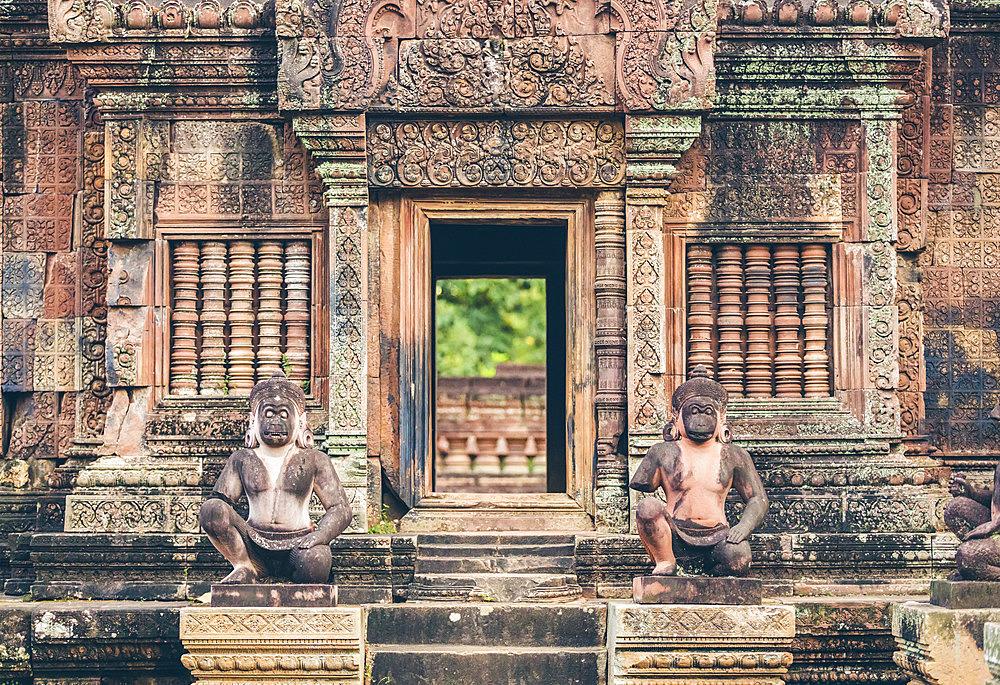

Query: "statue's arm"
left=629, top=444, right=671, bottom=493
left=211, top=452, right=245, bottom=504
left=965, top=463, right=1000, bottom=540
left=727, top=446, right=768, bottom=544
left=307, top=453, right=353, bottom=546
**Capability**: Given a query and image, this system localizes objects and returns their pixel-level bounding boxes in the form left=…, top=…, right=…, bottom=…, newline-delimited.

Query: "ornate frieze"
left=610, top=603, right=796, bottom=684
left=368, top=119, right=625, bottom=187
left=48, top=0, right=271, bottom=42
left=180, top=606, right=363, bottom=684
left=383, top=35, right=614, bottom=110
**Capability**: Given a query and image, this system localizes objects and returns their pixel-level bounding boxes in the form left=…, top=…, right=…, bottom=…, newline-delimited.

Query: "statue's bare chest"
left=241, top=451, right=314, bottom=498
left=670, top=444, right=730, bottom=493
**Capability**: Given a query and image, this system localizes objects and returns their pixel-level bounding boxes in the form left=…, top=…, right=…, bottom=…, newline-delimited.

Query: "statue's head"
left=667, top=365, right=730, bottom=444
left=245, top=370, right=313, bottom=450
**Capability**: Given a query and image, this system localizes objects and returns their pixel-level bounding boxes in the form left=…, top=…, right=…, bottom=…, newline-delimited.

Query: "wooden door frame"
left=372, top=194, right=596, bottom=521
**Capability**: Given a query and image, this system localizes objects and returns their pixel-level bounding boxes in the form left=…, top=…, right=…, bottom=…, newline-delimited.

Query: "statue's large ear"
left=293, top=410, right=315, bottom=449
left=664, top=412, right=681, bottom=441
left=718, top=410, right=732, bottom=444
left=244, top=412, right=261, bottom=448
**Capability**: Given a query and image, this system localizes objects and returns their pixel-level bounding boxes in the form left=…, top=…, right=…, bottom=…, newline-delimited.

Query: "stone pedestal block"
left=608, top=602, right=795, bottom=683
left=931, top=580, right=1000, bottom=609
left=986, top=622, right=1000, bottom=685
left=892, top=600, right=1000, bottom=684
left=180, top=606, right=363, bottom=683
left=633, top=576, right=763, bottom=605
left=210, top=583, right=337, bottom=607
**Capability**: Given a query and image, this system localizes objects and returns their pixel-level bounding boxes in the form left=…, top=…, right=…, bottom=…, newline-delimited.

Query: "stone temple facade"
left=0, top=0, right=998, bottom=678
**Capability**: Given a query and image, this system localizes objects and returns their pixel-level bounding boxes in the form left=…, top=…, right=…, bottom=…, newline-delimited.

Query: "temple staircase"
left=406, top=532, right=583, bottom=602
left=365, top=602, right=607, bottom=684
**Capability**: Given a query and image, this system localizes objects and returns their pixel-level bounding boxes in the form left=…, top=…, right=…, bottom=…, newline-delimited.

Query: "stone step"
left=408, top=572, right=583, bottom=602
left=414, top=555, right=576, bottom=574
left=417, top=542, right=576, bottom=558
left=367, top=646, right=606, bottom=685
left=416, top=532, right=577, bottom=547
left=366, top=603, right=607, bottom=646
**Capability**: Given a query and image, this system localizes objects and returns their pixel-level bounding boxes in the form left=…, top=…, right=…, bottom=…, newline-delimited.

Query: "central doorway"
left=384, top=196, right=596, bottom=531
left=431, top=224, right=567, bottom=494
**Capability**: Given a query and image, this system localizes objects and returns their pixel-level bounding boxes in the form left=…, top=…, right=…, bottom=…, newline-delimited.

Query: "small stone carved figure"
left=944, top=403, right=1000, bottom=580
left=629, top=366, right=769, bottom=577
left=200, top=370, right=352, bottom=584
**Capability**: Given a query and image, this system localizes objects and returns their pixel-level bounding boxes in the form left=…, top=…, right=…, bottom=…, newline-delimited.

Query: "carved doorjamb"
left=371, top=195, right=600, bottom=520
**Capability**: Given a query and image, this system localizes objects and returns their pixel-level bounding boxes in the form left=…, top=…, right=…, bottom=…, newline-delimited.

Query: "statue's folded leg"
left=944, top=496, right=990, bottom=539
left=636, top=497, right=677, bottom=575
left=709, top=539, right=752, bottom=577
left=956, top=537, right=1000, bottom=581
left=199, top=497, right=264, bottom=583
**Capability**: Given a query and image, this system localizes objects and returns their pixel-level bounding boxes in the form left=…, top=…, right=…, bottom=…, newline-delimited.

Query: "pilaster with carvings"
left=594, top=190, right=628, bottom=533
left=292, top=113, right=372, bottom=530
left=623, top=115, right=707, bottom=502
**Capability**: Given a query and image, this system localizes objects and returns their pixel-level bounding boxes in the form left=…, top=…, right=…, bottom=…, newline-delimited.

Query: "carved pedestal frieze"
left=893, top=601, right=1000, bottom=685
left=609, top=603, right=796, bottom=684
left=180, top=606, right=363, bottom=683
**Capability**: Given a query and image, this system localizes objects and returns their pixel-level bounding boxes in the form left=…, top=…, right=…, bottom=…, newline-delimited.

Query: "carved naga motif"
left=606, top=0, right=718, bottom=112
left=276, top=0, right=413, bottom=109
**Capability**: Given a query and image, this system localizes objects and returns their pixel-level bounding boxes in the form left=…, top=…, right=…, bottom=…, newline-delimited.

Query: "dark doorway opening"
left=431, top=224, right=567, bottom=494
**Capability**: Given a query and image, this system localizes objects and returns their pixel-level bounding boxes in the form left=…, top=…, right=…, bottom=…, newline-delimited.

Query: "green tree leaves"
left=436, top=278, right=547, bottom=377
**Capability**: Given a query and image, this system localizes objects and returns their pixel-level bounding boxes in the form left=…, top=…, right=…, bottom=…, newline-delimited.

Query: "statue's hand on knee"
left=296, top=531, right=325, bottom=549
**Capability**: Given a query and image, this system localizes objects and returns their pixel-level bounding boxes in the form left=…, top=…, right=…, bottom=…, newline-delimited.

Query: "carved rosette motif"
left=105, top=119, right=158, bottom=241
left=368, top=119, right=625, bottom=187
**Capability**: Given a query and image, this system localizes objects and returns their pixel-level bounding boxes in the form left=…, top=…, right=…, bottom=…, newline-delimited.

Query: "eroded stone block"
left=892, top=600, right=1000, bottom=685
left=210, top=583, right=337, bottom=607
left=107, top=242, right=154, bottom=307
left=105, top=306, right=153, bottom=387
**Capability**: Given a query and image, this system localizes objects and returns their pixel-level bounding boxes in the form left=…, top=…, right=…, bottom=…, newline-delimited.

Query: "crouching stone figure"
left=944, top=403, right=1000, bottom=580
left=200, top=370, right=352, bottom=583
left=629, top=366, right=769, bottom=577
